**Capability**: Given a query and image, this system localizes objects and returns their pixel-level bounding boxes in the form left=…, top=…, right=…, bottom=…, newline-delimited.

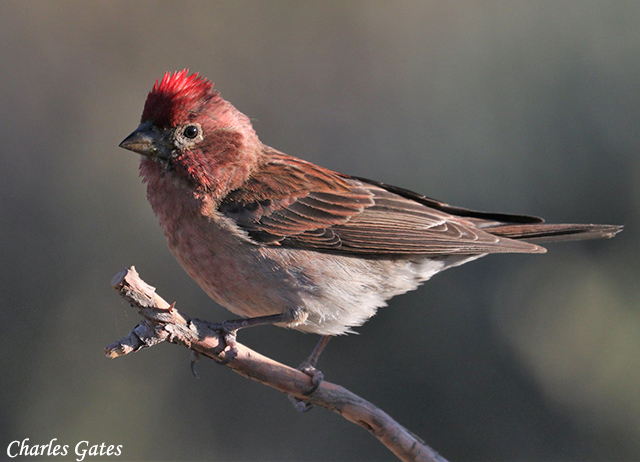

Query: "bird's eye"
left=183, top=125, right=199, bottom=139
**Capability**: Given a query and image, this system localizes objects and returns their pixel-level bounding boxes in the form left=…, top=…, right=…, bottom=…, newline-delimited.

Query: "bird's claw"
left=288, top=394, right=313, bottom=412
left=288, top=362, right=325, bottom=412
left=206, top=321, right=239, bottom=365
left=300, top=364, right=324, bottom=396
left=190, top=351, right=201, bottom=377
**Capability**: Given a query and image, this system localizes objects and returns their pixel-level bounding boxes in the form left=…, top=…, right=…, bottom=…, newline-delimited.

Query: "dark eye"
left=183, top=125, right=199, bottom=139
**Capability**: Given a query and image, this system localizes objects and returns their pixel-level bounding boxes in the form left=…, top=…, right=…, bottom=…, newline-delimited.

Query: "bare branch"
left=106, top=266, right=448, bottom=462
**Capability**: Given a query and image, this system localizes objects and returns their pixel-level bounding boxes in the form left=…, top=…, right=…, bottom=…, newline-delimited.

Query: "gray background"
left=1, top=1, right=637, bottom=460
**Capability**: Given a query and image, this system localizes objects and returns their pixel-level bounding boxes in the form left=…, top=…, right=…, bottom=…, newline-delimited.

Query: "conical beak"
left=119, top=123, right=168, bottom=158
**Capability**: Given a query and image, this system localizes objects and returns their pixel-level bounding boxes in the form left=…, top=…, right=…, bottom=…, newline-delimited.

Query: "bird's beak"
left=119, top=123, right=169, bottom=159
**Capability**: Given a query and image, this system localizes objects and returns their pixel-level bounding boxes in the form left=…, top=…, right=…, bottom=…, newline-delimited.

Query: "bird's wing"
left=219, top=152, right=544, bottom=256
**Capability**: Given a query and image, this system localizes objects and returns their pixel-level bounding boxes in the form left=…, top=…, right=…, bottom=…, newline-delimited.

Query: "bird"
left=119, top=70, right=621, bottom=389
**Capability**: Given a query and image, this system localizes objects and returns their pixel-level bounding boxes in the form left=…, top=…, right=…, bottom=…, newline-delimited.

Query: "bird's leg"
left=299, top=335, right=332, bottom=393
left=204, top=311, right=305, bottom=365
left=289, top=335, right=333, bottom=412
left=203, top=311, right=332, bottom=411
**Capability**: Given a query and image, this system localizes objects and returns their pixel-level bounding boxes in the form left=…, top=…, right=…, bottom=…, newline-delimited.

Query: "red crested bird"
left=120, top=70, right=621, bottom=393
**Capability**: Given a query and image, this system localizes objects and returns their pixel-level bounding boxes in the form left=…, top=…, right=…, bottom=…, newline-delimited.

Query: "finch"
left=120, top=70, right=621, bottom=373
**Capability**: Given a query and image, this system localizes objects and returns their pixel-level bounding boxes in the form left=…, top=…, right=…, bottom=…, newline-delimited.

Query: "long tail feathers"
left=487, top=223, right=623, bottom=244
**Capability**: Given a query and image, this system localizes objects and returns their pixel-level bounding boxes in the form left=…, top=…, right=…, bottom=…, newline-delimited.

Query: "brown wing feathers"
left=219, top=152, right=620, bottom=256
left=487, top=223, right=622, bottom=243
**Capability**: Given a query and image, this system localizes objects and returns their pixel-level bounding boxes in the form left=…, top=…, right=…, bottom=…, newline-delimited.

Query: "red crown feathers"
left=141, top=69, right=217, bottom=128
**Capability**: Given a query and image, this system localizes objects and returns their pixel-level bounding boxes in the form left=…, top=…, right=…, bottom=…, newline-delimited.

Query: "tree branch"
left=105, top=266, right=448, bottom=462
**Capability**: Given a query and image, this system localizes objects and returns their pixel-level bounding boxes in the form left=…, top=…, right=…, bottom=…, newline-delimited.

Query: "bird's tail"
left=487, top=223, right=623, bottom=244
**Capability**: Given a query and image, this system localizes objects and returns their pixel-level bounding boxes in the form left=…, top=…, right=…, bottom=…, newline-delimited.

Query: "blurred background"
left=0, top=1, right=637, bottom=460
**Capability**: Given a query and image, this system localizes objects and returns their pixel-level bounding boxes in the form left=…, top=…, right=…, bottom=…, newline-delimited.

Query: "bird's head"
left=120, top=70, right=260, bottom=195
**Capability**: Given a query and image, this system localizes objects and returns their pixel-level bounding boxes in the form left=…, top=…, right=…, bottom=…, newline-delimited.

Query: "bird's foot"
left=288, top=360, right=325, bottom=412
left=299, top=361, right=325, bottom=396
left=288, top=394, right=313, bottom=412
left=204, top=313, right=299, bottom=367
left=288, top=335, right=332, bottom=411
left=203, top=320, right=239, bottom=365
